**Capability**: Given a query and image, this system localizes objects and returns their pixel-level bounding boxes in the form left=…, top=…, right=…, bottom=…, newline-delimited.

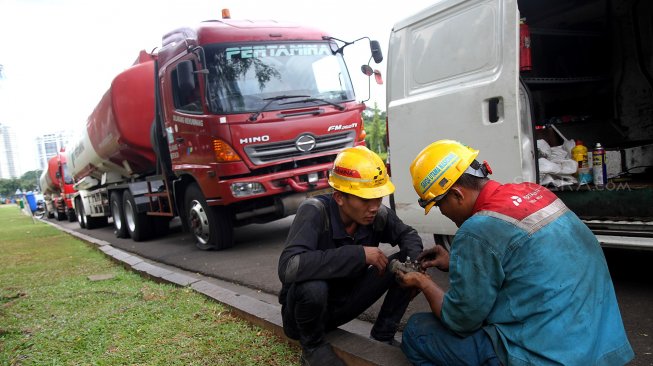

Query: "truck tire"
left=47, top=207, right=55, bottom=219
left=76, top=199, right=107, bottom=230
left=110, top=191, right=128, bottom=238
left=185, top=184, right=234, bottom=250
left=56, top=205, right=66, bottom=221
left=122, top=190, right=151, bottom=241
left=75, top=197, right=87, bottom=229
left=67, top=209, right=76, bottom=222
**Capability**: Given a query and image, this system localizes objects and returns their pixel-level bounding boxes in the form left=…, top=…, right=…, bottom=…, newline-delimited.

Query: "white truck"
left=386, top=0, right=653, bottom=249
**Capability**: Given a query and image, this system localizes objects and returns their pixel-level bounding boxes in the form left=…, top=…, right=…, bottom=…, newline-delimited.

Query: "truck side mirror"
left=370, top=40, right=383, bottom=64
left=176, top=60, right=196, bottom=92
left=55, top=171, right=61, bottom=179
left=361, top=65, right=383, bottom=85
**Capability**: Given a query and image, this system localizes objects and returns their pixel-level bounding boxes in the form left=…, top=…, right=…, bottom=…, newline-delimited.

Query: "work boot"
left=300, top=343, right=345, bottom=366
left=370, top=335, right=401, bottom=347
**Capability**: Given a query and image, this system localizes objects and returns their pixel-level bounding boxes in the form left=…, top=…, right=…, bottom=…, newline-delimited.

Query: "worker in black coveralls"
left=278, top=146, right=423, bottom=366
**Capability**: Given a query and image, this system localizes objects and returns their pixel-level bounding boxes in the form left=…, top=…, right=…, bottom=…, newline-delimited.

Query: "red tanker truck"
left=39, top=151, right=76, bottom=221
left=68, top=10, right=383, bottom=250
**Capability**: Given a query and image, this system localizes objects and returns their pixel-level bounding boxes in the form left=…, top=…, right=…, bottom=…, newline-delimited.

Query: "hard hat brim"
left=333, top=179, right=395, bottom=199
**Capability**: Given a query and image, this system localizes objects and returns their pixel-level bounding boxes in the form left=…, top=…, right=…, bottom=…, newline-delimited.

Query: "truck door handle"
left=487, top=97, right=503, bottom=123
left=176, top=137, right=185, bottom=143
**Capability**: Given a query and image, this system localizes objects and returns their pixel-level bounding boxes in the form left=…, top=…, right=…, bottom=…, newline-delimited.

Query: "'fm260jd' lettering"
left=327, top=123, right=358, bottom=132
left=240, top=135, right=270, bottom=144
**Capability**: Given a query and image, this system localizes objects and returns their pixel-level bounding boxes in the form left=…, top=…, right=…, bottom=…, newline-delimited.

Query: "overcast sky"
left=0, top=0, right=434, bottom=172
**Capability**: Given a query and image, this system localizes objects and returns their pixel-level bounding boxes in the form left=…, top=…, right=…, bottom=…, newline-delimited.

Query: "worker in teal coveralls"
left=396, top=139, right=634, bottom=366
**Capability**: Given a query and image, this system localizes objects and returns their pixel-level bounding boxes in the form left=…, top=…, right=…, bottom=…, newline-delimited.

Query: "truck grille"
left=244, top=131, right=355, bottom=165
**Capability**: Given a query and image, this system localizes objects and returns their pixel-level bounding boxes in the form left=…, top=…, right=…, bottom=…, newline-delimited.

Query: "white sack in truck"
left=537, top=139, right=578, bottom=187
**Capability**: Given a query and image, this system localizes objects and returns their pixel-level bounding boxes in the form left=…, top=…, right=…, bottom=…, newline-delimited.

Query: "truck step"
left=147, top=212, right=174, bottom=217
left=146, top=176, right=174, bottom=216
left=596, top=235, right=653, bottom=250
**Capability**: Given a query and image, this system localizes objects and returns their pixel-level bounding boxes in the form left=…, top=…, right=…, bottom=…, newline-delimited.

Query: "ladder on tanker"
left=145, top=175, right=174, bottom=217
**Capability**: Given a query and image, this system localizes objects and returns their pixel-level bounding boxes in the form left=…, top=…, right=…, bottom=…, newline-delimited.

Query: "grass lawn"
left=0, top=205, right=299, bottom=365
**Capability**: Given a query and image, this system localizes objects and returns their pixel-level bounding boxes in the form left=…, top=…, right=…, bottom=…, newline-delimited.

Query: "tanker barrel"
left=40, top=156, right=60, bottom=194
left=68, top=54, right=157, bottom=182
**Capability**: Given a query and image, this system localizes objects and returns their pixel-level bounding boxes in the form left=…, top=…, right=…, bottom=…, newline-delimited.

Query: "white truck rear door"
left=387, top=0, right=535, bottom=236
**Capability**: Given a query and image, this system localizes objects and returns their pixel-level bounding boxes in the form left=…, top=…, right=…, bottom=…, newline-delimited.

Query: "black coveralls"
left=277, top=194, right=423, bottom=349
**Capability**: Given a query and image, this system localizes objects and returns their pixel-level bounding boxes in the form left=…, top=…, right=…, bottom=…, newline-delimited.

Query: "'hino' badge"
left=296, top=134, right=316, bottom=152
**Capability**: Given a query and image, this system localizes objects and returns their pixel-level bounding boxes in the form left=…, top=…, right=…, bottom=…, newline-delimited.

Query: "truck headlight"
left=230, top=182, right=265, bottom=197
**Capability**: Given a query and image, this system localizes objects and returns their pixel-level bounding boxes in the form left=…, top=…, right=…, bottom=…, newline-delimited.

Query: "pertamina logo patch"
left=333, top=166, right=361, bottom=179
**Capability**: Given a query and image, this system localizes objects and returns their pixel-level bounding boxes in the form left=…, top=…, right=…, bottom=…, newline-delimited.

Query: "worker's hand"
left=395, top=270, right=431, bottom=290
left=417, top=245, right=449, bottom=272
left=364, top=247, right=388, bottom=276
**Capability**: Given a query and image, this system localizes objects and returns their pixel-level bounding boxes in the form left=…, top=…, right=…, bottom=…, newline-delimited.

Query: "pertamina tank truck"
left=39, top=151, right=76, bottom=222
left=68, top=10, right=383, bottom=250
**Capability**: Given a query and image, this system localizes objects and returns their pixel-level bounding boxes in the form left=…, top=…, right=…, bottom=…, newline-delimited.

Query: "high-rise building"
left=35, top=131, right=74, bottom=171
left=0, top=123, right=19, bottom=179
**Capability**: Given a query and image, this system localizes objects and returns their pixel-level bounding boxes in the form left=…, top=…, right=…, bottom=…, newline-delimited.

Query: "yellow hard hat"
left=410, top=140, right=485, bottom=214
left=328, top=146, right=395, bottom=199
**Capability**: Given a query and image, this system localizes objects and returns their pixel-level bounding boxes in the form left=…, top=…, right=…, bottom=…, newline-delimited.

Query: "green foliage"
left=0, top=206, right=300, bottom=365
left=363, top=102, right=387, bottom=154
left=0, top=169, right=42, bottom=197
left=20, top=170, right=42, bottom=185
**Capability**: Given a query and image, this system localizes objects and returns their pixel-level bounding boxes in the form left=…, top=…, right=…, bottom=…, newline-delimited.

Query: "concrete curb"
left=41, top=219, right=412, bottom=366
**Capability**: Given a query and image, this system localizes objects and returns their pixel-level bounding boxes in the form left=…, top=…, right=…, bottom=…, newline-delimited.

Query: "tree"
left=363, top=102, right=387, bottom=154
left=0, top=179, right=18, bottom=198
left=0, top=170, right=43, bottom=197
left=20, top=170, right=43, bottom=193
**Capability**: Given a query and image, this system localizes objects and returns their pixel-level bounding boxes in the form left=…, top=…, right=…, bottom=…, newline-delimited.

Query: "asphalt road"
left=55, top=216, right=652, bottom=365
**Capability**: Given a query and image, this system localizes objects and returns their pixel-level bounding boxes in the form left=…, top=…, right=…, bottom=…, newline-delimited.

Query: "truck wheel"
left=75, top=197, right=87, bottom=229
left=185, top=184, right=234, bottom=250
left=110, top=191, right=128, bottom=238
left=123, top=190, right=151, bottom=241
left=56, top=207, right=66, bottom=221
left=67, top=209, right=76, bottom=222
left=47, top=207, right=55, bottom=219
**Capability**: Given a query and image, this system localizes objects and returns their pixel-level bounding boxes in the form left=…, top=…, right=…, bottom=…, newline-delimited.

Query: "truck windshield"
left=62, top=163, right=73, bottom=185
left=204, top=42, right=355, bottom=114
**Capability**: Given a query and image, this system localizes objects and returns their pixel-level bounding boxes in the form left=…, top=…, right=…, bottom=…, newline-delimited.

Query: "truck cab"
left=386, top=0, right=653, bottom=249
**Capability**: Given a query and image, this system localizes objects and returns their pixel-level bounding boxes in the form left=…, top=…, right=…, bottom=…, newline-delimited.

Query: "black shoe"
left=301, top=343, right=345, bottom=366
left=369, top=335, right=401, bottom=347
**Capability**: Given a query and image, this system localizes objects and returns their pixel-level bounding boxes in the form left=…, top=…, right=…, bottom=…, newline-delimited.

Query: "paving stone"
left=121, top=255, right=143, bottom=266
left=100, top=246, right=118, bottom=255
left=87, top=274, right=116, bottom=282
left=109, top=249, right=131, bottom=261
left=162, top=272, right=199, bottom=286
left=132, top=262, right=174, bottom=282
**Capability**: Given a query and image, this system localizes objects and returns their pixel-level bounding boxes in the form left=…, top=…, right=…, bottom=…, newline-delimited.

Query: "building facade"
left=0, top=123, right=19, bottom=179
left=35, top=131, right=74, bottom=171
